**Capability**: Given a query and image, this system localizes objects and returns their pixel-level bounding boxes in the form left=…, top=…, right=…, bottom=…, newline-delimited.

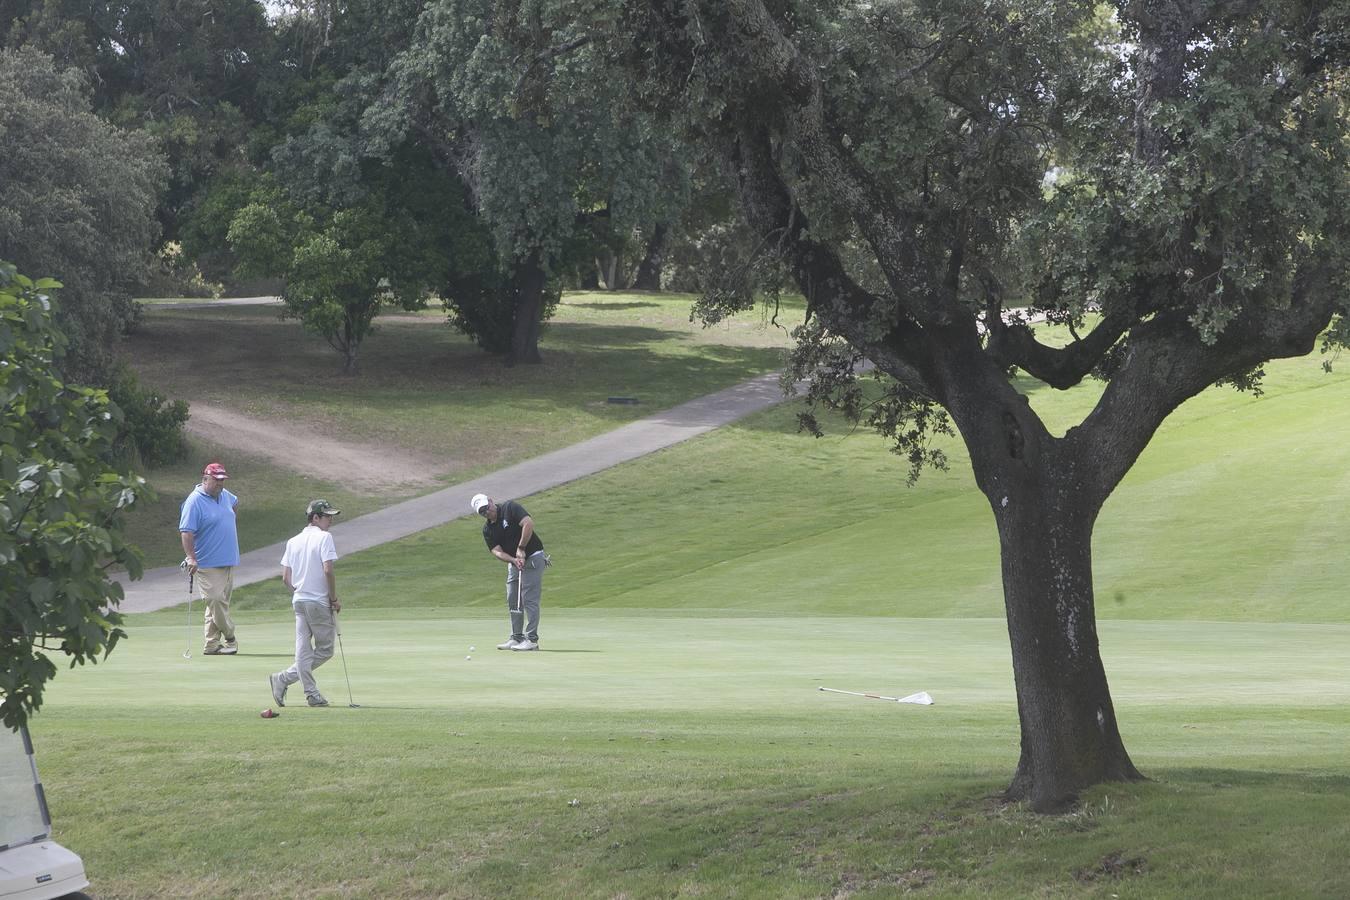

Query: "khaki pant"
left=276, top=601, right=336, bottom=700
left=197, top=566, right=236, bottom=651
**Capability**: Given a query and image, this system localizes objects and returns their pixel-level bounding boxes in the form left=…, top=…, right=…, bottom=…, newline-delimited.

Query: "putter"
left=180, top=559, right=194, bottom=659
left=332, top=607, right=359, bottom=708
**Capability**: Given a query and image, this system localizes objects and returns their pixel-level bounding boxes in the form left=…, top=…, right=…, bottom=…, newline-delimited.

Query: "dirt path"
left=186, top=402, right=444, bottom=493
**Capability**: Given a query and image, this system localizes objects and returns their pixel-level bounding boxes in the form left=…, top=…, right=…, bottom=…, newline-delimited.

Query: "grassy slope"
left=122, top=293, right=802, bottom=567
left=251, top=349, right=1350, bottom=623
left=33, top=320, right=1350, bottom=897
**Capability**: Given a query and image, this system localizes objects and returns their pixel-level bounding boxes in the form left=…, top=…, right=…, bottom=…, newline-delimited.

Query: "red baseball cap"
left=203, top=462, right=230, bottom=480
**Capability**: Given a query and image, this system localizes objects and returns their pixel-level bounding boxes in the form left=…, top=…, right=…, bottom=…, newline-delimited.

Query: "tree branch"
left=1075, top=263, right=1339, bottom=501
left=986, top=308, right=1135, bottom=389
left=512, top=34, right=593, bottom=95
left=730, top=125, right=940, bottom=399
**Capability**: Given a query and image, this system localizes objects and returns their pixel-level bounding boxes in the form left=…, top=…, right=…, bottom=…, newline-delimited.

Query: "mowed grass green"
left=30, top=344, right=1350, bottom=897
left=34, top=611, right=1350, bottom=898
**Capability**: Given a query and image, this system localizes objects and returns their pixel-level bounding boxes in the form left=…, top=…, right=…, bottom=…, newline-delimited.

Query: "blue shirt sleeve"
left=179, top=490, right=199, bottom=533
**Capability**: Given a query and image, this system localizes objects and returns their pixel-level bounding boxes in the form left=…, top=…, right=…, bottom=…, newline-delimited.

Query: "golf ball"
left=469, top=646, right=475, bottom=651
left=466, top=655, right=472, bottom=660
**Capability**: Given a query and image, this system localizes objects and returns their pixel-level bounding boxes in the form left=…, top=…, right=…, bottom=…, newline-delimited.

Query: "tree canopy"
left=0, top=262, right=147, bottom=731
left=2, top=0, right=274, bottom=242
left=228, top=155, right=463, bottom=374
left=0, top=47, right=167, bottom=385
left=361, top=0, right=694, bottom=362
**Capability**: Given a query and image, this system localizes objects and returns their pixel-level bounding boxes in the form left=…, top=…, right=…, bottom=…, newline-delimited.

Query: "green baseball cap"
left=306, top=499, right=342, bottom=517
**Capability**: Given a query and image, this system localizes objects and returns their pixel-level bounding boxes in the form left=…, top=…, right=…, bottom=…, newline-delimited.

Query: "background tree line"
left=0, top=0, right=752, bottom=377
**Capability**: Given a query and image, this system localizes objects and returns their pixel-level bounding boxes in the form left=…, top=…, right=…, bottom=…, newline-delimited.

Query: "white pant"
left=278, top=601, right=335, bottom=698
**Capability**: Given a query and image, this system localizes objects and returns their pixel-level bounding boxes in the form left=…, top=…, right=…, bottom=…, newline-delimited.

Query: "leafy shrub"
left=106, top=364, right=190, bottom=468
left=138, top=242, right=222, bottom=300
left=0, top=261, right=147, bottom=728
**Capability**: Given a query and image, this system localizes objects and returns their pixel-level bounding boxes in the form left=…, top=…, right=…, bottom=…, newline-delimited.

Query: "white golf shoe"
left=512, top=640, right=539, bottom=651
left=269, top=673, right=288, bottom=707
left=497, top=639, right=521, bottom=650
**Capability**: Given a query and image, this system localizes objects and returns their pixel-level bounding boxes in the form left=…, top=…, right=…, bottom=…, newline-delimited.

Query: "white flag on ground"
left=818, top=687, right=935, bottom=705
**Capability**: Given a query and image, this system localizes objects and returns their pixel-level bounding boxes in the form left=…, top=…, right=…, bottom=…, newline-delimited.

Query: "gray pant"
left=506, top=552, right=544, bottom=642
left=278, top=601, right=335, bottom=699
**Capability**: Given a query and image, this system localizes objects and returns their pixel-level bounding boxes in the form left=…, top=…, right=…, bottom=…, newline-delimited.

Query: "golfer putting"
left=269, top=499, right=343, bottom=708
left=471, top=492, right=546, bottom=651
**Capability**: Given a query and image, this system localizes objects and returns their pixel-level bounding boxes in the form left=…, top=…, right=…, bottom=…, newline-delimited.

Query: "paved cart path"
left=116, top=370, right=798, bottom=612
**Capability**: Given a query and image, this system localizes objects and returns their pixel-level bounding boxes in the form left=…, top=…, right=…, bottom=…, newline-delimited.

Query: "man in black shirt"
left=471, top=492, right=546, bottom=651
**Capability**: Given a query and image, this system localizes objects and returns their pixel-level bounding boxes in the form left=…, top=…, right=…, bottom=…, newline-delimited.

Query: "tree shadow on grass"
left=1158, top=767, right=1350, bottom=791
left=130, top=309, right=785, bottom=396
left=567, top=301, right=662, bottom=311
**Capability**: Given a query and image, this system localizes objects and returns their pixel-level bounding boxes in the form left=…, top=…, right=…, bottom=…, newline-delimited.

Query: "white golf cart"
left=0, top=725, right=90, bottom=900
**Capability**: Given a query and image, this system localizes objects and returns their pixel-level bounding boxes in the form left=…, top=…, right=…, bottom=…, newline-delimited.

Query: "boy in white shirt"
left=270, top=500, right=342, bottom=708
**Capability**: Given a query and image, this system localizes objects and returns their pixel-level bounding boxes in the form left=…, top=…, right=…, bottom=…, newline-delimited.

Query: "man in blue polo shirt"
left=180, top=462, right=241, bottom=655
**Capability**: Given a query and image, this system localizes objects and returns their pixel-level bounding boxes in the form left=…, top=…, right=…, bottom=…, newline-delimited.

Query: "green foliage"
left=0, top=47, right=167, bottom=386
left=375, top=0, right=689, bottom=263
left=227, top=166, right=456, bottom=373
left=359, top=0, right=697, bottom=360
left=443, top=266, right=529, bottom=355
left=178, top=169, right=264, bottom=281
left=0, top=262, right=148, bottom=731
left=105, top=364, right=190, bottom=469
left=1014, top=2, right=1350, bottom=348
left=618, top=0, right=1350, bottom=470
left=139, top=242, right=223, bottom=299
left=2, top=0, right=275, bottom=242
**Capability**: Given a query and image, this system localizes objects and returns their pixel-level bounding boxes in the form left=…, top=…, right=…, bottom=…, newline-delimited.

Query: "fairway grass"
left=35, top=610, right=1350, bottom=898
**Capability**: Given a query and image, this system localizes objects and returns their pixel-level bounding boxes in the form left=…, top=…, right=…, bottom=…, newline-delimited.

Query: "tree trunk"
left=632, top=222, right=668, bottom=291
left=578, top=264, right=599, bottom=290
left=594, top=250, right=620, bottom=291
left=508, top=254, right=546, bottom=365
left=339, top=315, right=360, bottom=375
left=988, top=457, right=1143, bottom=812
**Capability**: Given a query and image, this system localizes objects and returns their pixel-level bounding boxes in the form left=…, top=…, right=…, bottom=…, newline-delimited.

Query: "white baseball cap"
left=470, top=493, right=490, bottom=514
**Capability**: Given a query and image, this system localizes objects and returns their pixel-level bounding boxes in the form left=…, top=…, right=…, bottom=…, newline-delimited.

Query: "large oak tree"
left=364, top=0, right=692, bottom=364
left=608, top=0, right=1350, bottom=811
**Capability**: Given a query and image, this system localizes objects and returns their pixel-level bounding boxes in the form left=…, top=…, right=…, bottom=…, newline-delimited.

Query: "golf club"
left=818, top=686, right=934, bottom=705
left=332, top=606, right=359, bottom=708
left=515, top=562, right=525, bottom=614
left=180, top=559, right=194, bottom=659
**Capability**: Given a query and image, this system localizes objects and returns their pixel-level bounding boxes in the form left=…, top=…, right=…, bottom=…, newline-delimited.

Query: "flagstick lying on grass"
left=818, top=687, right=934, bottom=705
